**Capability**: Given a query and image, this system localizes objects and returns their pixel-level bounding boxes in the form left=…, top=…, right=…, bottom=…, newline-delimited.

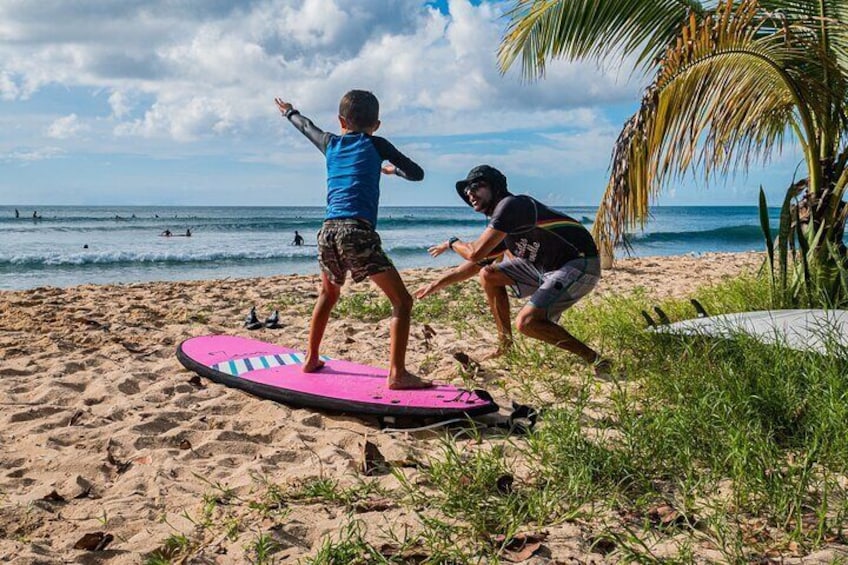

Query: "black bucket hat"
left=455, top=165, right=508, bottom=207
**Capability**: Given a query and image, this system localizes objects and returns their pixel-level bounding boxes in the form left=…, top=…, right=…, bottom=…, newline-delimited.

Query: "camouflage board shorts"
left=317, top=219, right=394, bottom=285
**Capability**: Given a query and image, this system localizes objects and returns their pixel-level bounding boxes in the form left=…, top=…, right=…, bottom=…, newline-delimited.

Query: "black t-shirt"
left=488, top=195, right=598, bottom=271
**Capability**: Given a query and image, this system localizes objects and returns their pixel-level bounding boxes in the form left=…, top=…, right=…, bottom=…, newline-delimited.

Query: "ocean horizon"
left=1, top=204, right=774, bottom=291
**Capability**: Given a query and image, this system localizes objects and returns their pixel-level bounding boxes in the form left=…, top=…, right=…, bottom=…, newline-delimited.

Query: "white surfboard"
left=653, top=309, right=848, bottom=355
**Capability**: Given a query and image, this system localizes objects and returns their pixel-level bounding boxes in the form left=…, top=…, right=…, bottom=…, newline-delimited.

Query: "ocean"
left=0, top=205, right=774, bottom=291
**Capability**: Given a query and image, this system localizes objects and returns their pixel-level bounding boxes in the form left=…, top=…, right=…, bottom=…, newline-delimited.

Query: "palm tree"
left=499, top=0, right=848, bottom=304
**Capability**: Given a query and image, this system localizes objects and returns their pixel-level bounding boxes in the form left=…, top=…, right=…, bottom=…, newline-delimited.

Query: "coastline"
left=0, top=251, right=764, bottom=561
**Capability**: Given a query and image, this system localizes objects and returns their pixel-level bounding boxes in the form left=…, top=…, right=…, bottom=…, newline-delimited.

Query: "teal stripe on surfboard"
left=213, top=353, right=331, bottom=377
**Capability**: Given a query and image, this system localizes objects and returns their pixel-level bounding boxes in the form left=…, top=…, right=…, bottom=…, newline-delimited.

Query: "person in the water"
left=415, top=165, right=612, bottom=378
left=275, top=89, right=430, bottom=390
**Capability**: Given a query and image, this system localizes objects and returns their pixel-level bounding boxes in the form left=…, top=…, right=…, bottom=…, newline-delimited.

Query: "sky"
left=0, top=0, right=804, bottom=208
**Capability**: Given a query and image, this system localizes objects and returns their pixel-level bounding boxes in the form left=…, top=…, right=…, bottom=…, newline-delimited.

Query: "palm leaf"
left=498, top=0, right=707, bottom=78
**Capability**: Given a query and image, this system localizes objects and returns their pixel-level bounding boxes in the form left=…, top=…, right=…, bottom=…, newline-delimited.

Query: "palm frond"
left=498, top=0, right=708, bottom=79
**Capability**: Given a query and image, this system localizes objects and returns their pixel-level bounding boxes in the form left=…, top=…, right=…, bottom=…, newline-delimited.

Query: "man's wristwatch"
left=447, top=236, right=459, bottom=250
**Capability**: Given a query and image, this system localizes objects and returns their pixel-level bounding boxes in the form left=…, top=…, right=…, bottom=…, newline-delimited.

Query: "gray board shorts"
left=496, top=256, right=601, bottom=321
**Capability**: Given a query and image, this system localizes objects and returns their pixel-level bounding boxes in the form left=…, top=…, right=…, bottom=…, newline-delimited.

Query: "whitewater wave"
left=628, top=225, right=766, bottom=245
left=0, top=216, right=485, bottom=234
left=0, top=244, right=436, bottom=268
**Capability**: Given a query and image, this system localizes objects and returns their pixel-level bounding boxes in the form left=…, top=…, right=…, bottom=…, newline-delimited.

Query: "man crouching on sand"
left=414, top=165, right=611, bottom=378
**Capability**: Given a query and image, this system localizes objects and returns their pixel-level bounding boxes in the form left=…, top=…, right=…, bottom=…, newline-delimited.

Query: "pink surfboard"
left=177, top=335, right=498, bottom=419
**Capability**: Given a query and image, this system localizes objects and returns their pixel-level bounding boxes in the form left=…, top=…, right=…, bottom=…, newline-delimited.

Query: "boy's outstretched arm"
left=372, top=137, right=424, bottom=181
left=275, top=98, right=331, bottom=154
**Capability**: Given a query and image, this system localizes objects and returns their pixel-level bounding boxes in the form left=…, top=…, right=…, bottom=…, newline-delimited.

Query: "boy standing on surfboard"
left=275, top=90, right=431, bottom=390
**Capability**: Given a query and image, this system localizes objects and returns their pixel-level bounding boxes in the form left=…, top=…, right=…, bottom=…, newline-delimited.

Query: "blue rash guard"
left=285, top=109, right=424, bottom=227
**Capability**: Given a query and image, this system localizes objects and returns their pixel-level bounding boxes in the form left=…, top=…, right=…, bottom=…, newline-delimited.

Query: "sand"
left=0, top=252, right=768, bottom=563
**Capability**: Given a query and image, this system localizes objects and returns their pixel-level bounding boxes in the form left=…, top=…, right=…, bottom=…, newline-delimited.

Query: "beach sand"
left=0, top=252, right=767, bottom=563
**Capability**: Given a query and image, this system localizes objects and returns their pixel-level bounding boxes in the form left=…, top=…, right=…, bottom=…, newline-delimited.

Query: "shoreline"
left=0, top=251, right=764, bottom=561
left=0, top=250, right=765, bottom=296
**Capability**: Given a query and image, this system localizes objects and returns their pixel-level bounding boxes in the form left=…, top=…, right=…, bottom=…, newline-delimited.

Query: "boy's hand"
left=274, top=98, right=293, bottom=115
left=381, top=164, right=396, bottom=175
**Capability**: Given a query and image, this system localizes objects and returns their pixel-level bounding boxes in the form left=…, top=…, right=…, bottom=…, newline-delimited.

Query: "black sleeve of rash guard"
left=286, top=110, right=331, bottom=154
left=370, top=136, right=424, bottom=181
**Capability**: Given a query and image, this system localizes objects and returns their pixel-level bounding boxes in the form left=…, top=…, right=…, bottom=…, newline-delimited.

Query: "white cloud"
left=3, top=146, right=64, bottom=162
left=0, top=71, right=21, bottom=100
left=108, top=91, right=132, bottom=118
left=46, top=113, right=86, bottom=139
left=0, top=0, right=669, bottom=205
left=0, top=0, right=642, bottom=142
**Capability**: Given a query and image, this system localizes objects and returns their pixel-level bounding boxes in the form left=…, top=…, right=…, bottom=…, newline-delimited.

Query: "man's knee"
left=479, top=265, right=502, bottom=289
left=515, top=310, right=541, bottom=335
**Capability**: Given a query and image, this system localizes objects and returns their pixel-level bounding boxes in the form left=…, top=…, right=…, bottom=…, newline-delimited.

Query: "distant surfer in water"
left=161, top=229, right=172, bottom=237
left=185, top=228, right=192, bottom=237
left=276, top=89, right=431, bottom=389
left=415, top=165, right=612, bottom=378
left=292, top=230, right=304, bottom=246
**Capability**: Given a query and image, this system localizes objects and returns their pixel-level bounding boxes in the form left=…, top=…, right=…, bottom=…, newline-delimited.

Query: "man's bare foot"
left=593, top=358, right=614, bottom=380
left=387, top=371, right=433, bottom=390
left=452, top=351, right=481, bottom=372
left=301, top=356, right=325, bottom=373
left=481, top=346, right=510, bottom=361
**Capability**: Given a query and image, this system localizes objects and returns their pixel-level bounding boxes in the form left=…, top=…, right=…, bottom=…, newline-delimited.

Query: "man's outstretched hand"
left=427, top=241, right=449, bottom=258
left=414, top=282, right=438, bottom=300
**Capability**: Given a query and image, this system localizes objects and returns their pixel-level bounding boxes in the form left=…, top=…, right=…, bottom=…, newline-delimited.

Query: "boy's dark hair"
left=339, top=90, right=379, bottom=131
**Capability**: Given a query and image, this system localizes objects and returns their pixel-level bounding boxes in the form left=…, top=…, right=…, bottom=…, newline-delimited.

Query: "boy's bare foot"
left=302, top=356, right=325, bottom=373
left=388, top=371, right=433, bottom=390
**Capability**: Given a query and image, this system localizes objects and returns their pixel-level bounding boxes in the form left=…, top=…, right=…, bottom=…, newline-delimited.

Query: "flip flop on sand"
left=243, top=306, right=263, bottom=330
left=264, top=310, right=282, bottom=329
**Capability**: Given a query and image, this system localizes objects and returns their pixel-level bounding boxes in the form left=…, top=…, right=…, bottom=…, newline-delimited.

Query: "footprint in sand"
left=1, top=363, right=39, bottom=377
left=3, top=458, right=28, bottom=479
left=8, top=406, right=65, bottom=423
left=131, top=413, right=194, bottom=435
left=116, top=379, right=141, bottom=395
left=185, top=439, right=262, bottom=459
left=54, top=379, right=88, bottom=393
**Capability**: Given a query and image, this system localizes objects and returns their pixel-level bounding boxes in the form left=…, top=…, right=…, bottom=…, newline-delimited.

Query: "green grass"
left=333, top=280, right=490, bottom=337
left=334, top=292, right=393, bottom=322
left=303, top=518, right=390, bottom=565
left=401, top=271, right=848, bottom=562
left=144, top=533, right=194, bottom=564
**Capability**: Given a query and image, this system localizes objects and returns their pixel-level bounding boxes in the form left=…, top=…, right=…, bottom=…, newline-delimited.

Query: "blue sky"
left=1, top=0, right=803, bottom=208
